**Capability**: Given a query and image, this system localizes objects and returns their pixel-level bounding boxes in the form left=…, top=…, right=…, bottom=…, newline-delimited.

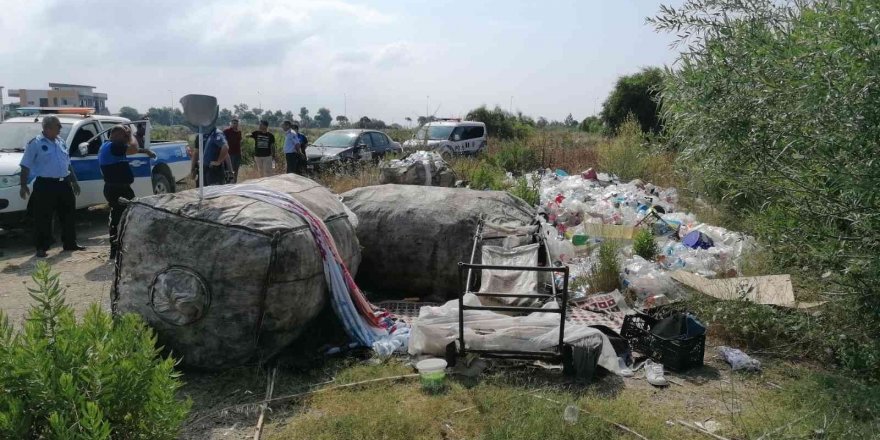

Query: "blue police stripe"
left=69, top=143, right=186, bottom=182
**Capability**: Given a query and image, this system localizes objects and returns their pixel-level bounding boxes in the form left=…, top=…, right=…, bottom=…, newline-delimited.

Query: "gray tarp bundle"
left=378, top=151, right=456, bottom=187
left=112, top=174, right=360, bottom=369
left=341, top=184, right=535, bottom=301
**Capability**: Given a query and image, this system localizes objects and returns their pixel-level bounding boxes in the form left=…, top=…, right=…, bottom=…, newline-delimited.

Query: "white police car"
left=0, top=108, right=191, bottom=226
left=402, top=119, right=487, bottom=158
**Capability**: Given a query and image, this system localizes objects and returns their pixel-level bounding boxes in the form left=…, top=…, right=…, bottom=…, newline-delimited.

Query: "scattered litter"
left=645, top=359, right=668, bottom=387
left=671, top=271, right=806, bottom=308
left=563, top=404, right=579, bottom=424
left=717, top=346, right=762, bottom=372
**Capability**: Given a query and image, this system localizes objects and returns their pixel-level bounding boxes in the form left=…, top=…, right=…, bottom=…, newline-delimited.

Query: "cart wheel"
left=445, top=341, right=459, bottom=368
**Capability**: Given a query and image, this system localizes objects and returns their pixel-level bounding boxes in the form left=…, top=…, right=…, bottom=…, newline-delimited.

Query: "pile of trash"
left=378, top=151, right=456, bottom=187
left=537, top=168, right=757, bottom=307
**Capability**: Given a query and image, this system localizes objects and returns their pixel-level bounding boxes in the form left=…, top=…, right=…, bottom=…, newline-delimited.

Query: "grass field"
left=193, top=356, right=879, bottom=440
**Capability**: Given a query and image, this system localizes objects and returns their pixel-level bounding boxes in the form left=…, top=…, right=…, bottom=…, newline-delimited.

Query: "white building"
left=8, top=83, right=108, bottom=114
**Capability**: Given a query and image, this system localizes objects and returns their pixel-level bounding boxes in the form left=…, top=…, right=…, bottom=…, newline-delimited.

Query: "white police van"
left=402, top=119, right=487, bottom=158
left=0, top=108, right=191, bottom=226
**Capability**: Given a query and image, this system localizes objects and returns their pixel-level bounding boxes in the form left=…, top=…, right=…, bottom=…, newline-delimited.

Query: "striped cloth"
left=202, top=185, right=405, bottom=348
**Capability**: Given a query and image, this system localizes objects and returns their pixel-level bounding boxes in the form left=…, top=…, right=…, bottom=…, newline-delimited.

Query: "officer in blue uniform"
left=98, top=125, right=155, bottom=260
left=18, top=116, right=84, bottom=258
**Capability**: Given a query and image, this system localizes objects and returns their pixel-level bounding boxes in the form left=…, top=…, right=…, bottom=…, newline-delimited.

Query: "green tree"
left=314, top=107, right=333, bottom=128
left=600, top=67, right=663, bottom=133
left=564, top=113, right=578, bottom=128
left=536, top=117, right=548, bottom=129
left=579, top=116, right=602, bottom=133
left=336, top=115, right=349, bottom=127
left=118, top=106, right=140, bottom=121
left=465, top=106, right=528, bottom=140
left=218, top=108, right=234, bottom=126
left=299, top=107, right=312, bottom=128
left=654, top=0, right=880, bottom=375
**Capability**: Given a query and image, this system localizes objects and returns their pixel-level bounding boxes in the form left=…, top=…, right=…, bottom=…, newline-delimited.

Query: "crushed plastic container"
left=416, top=358, right=447, bottom=393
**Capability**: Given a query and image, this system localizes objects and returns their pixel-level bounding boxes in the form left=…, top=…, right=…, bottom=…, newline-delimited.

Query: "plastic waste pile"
left=538, top=168, right=757, bottom=306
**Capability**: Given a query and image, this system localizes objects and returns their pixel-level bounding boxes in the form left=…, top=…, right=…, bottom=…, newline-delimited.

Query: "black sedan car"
left=306, top=129, right=402, bottom=170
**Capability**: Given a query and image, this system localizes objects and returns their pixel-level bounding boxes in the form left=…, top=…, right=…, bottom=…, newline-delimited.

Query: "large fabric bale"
left=112, top=174, right=360, bottom=369
left=341, top=184, right=534, bottom=301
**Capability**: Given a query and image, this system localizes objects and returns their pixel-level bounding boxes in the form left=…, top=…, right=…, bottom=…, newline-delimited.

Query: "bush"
left=654, top=0, right=880, bottom=377
left=507, top=176, right=539, bottom=206
left=469, top=161, right=507, bottom=191
left=596, top=117, right=648, bottom=181
left=632, top=228, right=658, bottom=260
left=490, top=142, right=540, bottom=175
left=465, top=106, right=531, bottom=140
left=0, top=263, right=190, bottom=438
left=587, top=241, right=621, bottom=294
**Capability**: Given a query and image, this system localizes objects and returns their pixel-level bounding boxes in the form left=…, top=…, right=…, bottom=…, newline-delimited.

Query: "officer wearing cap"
left=99, top=125, right=155, bottom=260
left=18, top=115, right=85, bottom=258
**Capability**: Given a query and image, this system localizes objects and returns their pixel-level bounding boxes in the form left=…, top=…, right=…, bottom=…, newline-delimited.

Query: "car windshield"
left=0, top=122, right=73, bottom=151
left=312, top=131, right=358, bottom=148
left=415, top=125, right=455, bottom=141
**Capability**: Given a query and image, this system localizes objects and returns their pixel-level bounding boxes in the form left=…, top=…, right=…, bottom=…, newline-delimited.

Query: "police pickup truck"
left=0, top=109, right=191, bottom=226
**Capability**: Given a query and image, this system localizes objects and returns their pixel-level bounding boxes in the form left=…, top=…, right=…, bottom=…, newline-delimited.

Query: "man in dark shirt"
left=98, top=125, right=155, bottom=259
left=249, top=120, right=276, bottom=177
left=223, top=118, right=242, bottom=182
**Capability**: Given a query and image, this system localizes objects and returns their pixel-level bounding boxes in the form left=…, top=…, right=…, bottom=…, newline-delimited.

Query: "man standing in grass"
left=249, top=120, right=276, bottom=177
left=223, top=118, right=242, bottom=182
left=282, top=120, right=303, bottom=174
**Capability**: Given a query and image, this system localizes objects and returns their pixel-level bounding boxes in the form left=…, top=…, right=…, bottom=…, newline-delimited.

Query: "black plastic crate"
left=621, top=312, right=705, bottom=372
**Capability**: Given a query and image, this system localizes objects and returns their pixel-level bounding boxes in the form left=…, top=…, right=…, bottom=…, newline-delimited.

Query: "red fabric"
left=223, top=128, right=242, bottom=155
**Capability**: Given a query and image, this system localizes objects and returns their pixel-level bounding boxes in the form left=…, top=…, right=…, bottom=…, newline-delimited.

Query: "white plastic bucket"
left=415, top=358, right=447, bottom=392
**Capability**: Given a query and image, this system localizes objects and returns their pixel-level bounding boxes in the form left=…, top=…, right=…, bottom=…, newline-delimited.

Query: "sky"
left=0, top=0, right=682, bottom=124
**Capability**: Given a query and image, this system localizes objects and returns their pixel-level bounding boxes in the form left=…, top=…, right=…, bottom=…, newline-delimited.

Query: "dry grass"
left=262, top=358, right=879, bottom=440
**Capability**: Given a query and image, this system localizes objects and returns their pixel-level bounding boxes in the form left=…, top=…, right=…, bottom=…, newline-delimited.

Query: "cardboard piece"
left=581, top=223, right=635, bottom=240
left=670, top=271, right=823, bottom=309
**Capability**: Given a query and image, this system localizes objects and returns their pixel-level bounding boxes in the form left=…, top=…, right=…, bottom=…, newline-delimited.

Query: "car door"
left=449, top=126, right=467, bottom=153
left=68, top=122, right=104, bottom=208
left=356, top=133, right=374, bottom=161
left=464, top=125, right=486, bottom=154
left=369, top=132, right=391, bottom=157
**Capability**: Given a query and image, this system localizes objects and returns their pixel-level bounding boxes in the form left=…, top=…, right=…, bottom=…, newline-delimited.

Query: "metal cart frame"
left=449, top=220, right=571, bottom=365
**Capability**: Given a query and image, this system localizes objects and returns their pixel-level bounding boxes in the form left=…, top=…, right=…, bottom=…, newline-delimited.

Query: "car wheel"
left=152, top=171, right=173, bottom=195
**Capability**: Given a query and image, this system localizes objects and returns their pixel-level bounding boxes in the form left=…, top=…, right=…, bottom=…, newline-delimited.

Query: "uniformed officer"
left=18, top=115, right=84, bottom=258
left=98, top=125, right=155, bottom=260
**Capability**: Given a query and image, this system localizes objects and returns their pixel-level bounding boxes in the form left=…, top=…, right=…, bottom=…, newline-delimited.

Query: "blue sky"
left=0, top=0, right=681, bottom=124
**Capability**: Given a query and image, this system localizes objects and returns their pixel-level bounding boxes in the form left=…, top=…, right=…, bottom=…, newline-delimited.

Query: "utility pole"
left=258, top=90, right=262, bottom=112
left=344, top=93, right=347, bottom=120
left=426, top=95, right=430, bottom=120
left=509, top=95, right=513, bottom=114
left=168, top=90, right=174, bottom=125
left=0, top=86, right=4, bottom=122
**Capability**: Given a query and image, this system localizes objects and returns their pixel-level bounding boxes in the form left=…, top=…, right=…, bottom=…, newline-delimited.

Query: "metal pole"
left=0, top=86, right=4, bottom=122
left=198, top=126, right=204, bottom=199
left=557, top=266, right=569, bottom=353
left=169, top=90, right=174, bottom=125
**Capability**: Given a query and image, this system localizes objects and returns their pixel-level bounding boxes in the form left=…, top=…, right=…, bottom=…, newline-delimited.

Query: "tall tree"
left=335, top=115, right=349, bottom=127
left=564, top=113, right=578, bottom=128
left=299, top=107, right=312, bottom=128
left=314, top=107, right=333, bottom=128
left=118, top=106, right=140, bottom=121
left=600, top=67, right=663, bottom=133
